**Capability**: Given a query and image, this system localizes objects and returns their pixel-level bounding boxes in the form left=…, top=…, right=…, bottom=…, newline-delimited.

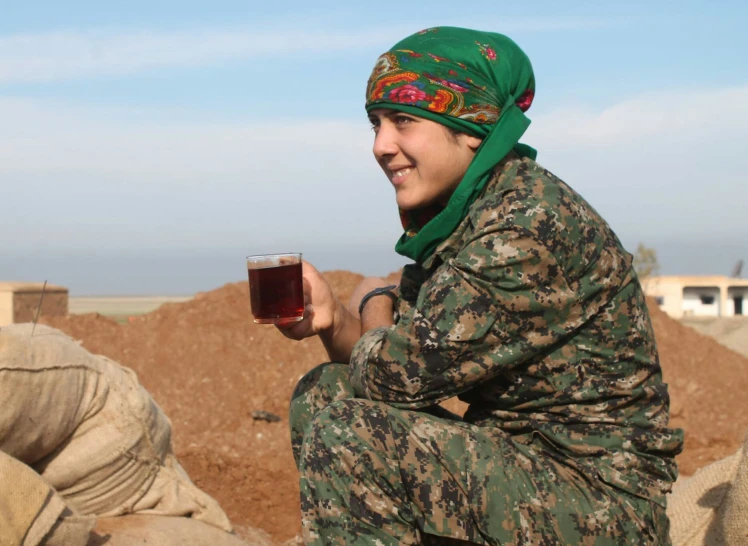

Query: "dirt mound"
left=39, top=273, right=748, bottom=543
left=649, top=300, right=748, bottom=475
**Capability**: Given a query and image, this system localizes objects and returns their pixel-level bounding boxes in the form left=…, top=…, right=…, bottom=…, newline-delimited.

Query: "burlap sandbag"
left=87, top=515, right=271, bottom=546
left=667, top=430, right=748, bottom=546
left=0, top=450, right=93, bottom=546
left=719, top=430, right=748, bottom=544
left=0, top=324, right=230, bottom=532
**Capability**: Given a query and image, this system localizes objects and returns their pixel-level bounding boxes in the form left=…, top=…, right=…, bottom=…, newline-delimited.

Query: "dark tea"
left=248, top=261, right=304, bottom=324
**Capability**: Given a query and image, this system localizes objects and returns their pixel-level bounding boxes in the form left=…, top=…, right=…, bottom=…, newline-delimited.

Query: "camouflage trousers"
left=290, top=363, right=671, bottom=546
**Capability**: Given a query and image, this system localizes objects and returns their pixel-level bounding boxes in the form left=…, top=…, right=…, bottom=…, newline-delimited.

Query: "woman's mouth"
left=391, top=167, right=412, bottom=185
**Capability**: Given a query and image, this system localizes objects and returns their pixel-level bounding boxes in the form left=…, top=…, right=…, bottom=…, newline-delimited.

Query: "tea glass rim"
left=246, top=252, right=302, bottom=261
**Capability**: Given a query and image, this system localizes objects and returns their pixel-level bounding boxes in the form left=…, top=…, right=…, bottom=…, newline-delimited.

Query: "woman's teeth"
left=392, top=168, right=412, bottom=180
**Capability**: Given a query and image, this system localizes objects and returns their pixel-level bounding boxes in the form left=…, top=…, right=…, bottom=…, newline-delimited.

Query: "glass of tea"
left=246, top=253, right=305, bottom=325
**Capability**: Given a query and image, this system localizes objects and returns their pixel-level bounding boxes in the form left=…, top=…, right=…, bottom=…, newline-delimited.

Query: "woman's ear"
left=464, top=134, right=483, bottom=152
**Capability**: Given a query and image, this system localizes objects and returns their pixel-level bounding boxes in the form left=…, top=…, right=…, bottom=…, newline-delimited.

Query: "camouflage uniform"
left=290, top=156, right=683, bottom=545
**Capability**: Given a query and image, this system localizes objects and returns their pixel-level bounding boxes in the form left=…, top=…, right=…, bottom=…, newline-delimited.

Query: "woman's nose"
left=372, top=125, right=398, bottom=160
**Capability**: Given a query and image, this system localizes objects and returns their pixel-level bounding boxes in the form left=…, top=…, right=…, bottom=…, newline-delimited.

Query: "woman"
left=280, top=26, right=683, bottom=545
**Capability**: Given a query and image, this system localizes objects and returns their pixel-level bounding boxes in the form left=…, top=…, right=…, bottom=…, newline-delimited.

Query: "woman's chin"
left=395, top=193, right=424, bottom=211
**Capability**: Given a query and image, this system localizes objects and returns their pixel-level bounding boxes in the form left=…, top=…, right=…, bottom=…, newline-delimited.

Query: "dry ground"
left=69, top=296, right=192, bottom=322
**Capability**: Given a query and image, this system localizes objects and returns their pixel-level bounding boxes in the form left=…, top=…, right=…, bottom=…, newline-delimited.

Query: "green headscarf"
left=365, top=26, right=537, bottom=263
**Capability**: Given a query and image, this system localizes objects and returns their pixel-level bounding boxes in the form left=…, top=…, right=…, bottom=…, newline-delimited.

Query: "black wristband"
left=358, top=285, right=398, bottom=316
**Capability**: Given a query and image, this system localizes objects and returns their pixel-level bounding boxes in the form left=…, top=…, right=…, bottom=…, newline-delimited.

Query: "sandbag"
left=87, top=515, right=267, bottom=546
left=0, top=325, right=106, bottom=465
left=719, top=430, right=748, bottom=544
left=40, top=508, right=96, bottom=546
left=0, top=450, right=93, bottom=546
left=667, top=429, right=748, bottom=546
left=0, top=324, right=230, bottom=532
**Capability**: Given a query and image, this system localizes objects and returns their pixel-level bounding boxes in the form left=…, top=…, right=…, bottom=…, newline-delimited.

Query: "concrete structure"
left=0, top=282, right=68, bottom=327
left=642, top=276, right=748, bottom=319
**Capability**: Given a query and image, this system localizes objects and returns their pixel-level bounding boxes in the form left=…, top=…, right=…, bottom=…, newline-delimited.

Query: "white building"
left=642, top=276, right=748, bottom=319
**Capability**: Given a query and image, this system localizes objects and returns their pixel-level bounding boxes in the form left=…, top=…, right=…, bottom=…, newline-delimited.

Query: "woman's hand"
left=276, top=261, right=362, bottom=363
left=276, top=261, right=338, bottom=341
left=348, top=276, right=395, bottom=320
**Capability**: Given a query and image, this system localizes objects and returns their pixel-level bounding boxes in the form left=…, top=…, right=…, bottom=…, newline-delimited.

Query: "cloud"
left=0, top=28, right=405, bottom=84
left=1, top=85, right=746, bottom=256
left=0, top=96, right=387, bottom=250
left=528, top=86, right=748, bottom=148
left=0, top=18, right=611, bottom=84
left=524, top=84, right=748, bottom=246
left=0, top=98, right=371, bottom=186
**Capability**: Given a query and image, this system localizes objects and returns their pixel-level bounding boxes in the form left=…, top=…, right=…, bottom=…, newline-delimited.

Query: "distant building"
left=642, top=276, right=748, bottom=318
left=0, top=282, right=69, bottom=327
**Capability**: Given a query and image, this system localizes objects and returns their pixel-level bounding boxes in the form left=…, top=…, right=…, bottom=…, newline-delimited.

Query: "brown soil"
left=650, top=300, right=748, bottom=475
left=40, top=272, right=748, bottom=544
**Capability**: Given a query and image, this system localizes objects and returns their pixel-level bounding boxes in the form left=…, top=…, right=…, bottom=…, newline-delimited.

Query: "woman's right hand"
left=276, top=261, right=362, bottom=363
left=276, top=261, right=339, bottom=341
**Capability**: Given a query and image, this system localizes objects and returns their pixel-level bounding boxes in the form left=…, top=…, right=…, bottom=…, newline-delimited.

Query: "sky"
left=1, top=1, right=747, bottom=295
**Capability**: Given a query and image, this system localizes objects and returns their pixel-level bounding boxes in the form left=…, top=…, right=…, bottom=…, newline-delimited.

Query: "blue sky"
left=1, top=1, right=747, bottom=294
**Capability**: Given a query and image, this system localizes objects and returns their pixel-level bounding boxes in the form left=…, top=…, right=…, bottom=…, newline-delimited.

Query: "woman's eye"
left=395, top=116, right=412, bottom=125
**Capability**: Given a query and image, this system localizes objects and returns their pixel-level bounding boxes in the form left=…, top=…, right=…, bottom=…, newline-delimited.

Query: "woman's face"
left=368, top=109, right=482, bottom=211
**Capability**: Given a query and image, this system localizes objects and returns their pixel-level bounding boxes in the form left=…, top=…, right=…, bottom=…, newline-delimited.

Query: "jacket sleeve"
left=349, top=226, right=586, bottom=409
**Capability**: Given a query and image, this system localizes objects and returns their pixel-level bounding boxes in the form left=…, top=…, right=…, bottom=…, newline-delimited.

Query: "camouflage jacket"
left=350, top=155, right=684, bottom=506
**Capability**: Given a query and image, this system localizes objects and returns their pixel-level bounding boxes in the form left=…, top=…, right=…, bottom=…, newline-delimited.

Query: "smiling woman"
left=275, top=25, right=684, bottom=546
left=367, top=108, right=481, bottom=211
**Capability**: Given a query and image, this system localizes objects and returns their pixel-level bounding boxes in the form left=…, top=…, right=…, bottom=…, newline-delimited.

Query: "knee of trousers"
left=291, top=361, right=350, bottom=401
left=304, top=398, right=392, bottom=448
left=312, top=396, right=376, bottom=424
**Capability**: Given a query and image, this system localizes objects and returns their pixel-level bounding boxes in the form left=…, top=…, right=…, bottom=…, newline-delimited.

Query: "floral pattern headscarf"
left=365, top=26, right=536, bottom=263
